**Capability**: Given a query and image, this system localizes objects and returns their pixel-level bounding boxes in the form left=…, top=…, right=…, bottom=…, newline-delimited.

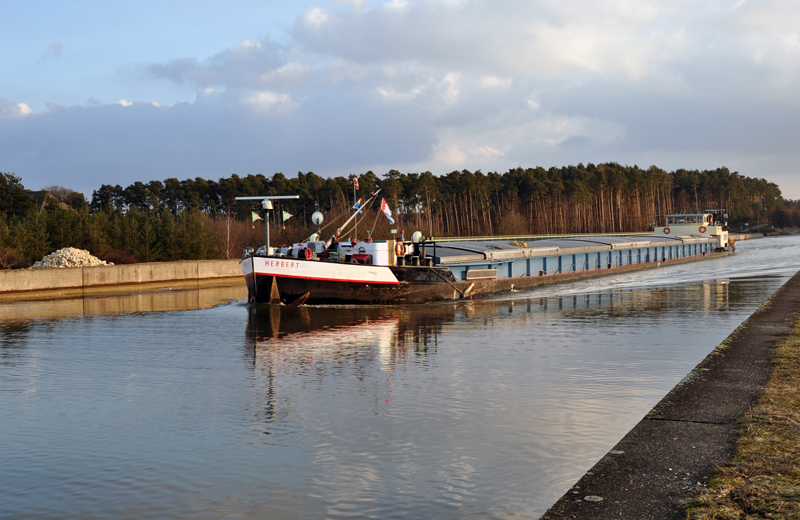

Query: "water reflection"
left=0, top=284, right=246, bottom=323
left=246, top=280, right=733, bottom=349
left=243, top=278, right=734, bottom=424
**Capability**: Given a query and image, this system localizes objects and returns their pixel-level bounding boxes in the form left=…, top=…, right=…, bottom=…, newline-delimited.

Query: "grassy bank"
left=686, top=317, right=800, bottom=518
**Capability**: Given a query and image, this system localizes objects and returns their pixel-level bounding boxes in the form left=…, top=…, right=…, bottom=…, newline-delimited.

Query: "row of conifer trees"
left=0, top=164, right=794, bottom=268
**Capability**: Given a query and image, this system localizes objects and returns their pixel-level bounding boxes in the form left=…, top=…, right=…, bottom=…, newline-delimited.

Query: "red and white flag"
left=380, top=198, right=395, bottom=225
left=352, top=176, right=359, bottom=190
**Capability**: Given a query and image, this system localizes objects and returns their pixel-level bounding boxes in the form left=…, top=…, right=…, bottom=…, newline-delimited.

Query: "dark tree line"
left=0, top=164, right=793, bottom=268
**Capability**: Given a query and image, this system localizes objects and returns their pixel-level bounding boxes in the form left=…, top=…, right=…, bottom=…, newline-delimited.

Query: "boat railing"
left=430, top=232, right=653, bottom=243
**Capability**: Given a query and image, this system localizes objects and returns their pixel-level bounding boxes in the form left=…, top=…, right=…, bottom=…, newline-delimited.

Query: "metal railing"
left=429, top=232, right=652, bottom=243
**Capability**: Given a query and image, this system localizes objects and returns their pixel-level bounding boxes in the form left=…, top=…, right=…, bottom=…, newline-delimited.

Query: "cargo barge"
left=239, top=193, right=734, bottom=305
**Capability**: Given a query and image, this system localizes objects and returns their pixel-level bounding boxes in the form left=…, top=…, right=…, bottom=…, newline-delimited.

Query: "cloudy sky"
left=2, top=0, right=799, bottom=198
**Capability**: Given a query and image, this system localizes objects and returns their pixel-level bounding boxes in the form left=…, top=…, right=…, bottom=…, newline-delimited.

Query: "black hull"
left=246, top=267, right=464, bottom=305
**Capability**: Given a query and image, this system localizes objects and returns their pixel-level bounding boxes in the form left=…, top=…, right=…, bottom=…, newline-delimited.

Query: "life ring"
left=304, top=248, right=312, bottom=260
left=699, top=226, right=706, bottom=233
left=663, top=227, right=671, bottom=234
left=395, top=241, right=406, bottom=256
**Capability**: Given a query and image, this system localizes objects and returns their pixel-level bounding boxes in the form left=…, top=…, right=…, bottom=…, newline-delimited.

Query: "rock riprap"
left=29, top=248, right=114, bottom=269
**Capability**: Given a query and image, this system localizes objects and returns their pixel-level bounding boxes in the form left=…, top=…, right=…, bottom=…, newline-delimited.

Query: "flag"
left=352, top=177, right=359, bottom=190
left=282, top=211, right=292, bottom=222
left=251, top=211, right=263, bottom=229
left=380, top=198, right=395, bottom=225
left=352, top=198, right=363, bottom=215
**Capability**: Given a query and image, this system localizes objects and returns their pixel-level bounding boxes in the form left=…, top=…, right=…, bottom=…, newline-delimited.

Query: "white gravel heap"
left=29, top=247, right=114, bottom=269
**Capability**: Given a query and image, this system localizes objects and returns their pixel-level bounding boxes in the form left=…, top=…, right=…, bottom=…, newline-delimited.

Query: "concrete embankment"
left=541, top=270, right=800, bottom=520
left=729, top=232, right=762, bottom=241
left=0, top=259, right=244, bottom=301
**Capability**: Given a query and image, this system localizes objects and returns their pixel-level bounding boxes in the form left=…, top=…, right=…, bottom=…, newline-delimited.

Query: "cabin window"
left=508, top=263, right=513, bottom=278
left=666, top=214, right=709, bottom=225
left=526, top=258, right=531, bottom=276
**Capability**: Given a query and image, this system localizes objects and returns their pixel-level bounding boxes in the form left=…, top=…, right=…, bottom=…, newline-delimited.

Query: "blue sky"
left=2, top=0, right=800, bottom=199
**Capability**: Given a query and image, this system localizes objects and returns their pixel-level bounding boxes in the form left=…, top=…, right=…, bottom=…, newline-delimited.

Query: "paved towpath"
left=541, top=270, right=800, bottom=519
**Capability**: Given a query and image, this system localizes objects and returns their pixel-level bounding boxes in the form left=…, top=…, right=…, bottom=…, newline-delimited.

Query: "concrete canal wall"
left=541, top=269, right=800, bottom=519
left=729, top=232, right=762, bottom=241
left=0, top=259, right=244, bottom=301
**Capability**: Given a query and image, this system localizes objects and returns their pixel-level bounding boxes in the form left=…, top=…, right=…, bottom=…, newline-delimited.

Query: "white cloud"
left=244, top=90, right=294, bottom=111
left=469, top=145, right=505, bottom=160
left=441, top=72, right=461, bottom=103
left=480, top=75, right=512, bottom=88
left=237, top=39, right=263, bottom=51
left=383, top=0, right=410, bottom=11
left=435, top=142, right=467, bottom=167
left=0, top=99, right=33, bottom=117
left=114, top=99, right=133, bottom=107
left=301, top=7, right=330, bottom=30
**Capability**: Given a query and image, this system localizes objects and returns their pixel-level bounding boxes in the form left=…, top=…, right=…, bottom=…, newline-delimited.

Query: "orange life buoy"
left=395, top=241, right=406, bottom=256
left=663, top=227, right=671, bottom=234
left=304, top=248, right=312, bottom=260
left=699, top=226, right=706, bottom=233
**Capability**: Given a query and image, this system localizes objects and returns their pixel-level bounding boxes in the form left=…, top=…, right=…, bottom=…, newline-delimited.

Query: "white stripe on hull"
left=241, top=257, right=400, bottom=285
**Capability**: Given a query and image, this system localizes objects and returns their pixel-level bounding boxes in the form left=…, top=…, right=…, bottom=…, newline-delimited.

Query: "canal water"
left=2, top=236, right=799, bottom=519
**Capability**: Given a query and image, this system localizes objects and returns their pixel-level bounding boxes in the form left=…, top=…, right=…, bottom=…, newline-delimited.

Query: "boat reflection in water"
left=242, top=277, right=732, bottom=411
left=245, top=279, right=732, bottom=352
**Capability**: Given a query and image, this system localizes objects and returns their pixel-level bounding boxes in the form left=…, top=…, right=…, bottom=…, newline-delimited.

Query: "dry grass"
left=686, top=317, right=800, bottom=519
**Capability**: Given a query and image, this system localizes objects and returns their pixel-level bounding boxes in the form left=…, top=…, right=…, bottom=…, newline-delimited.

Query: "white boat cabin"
left=656, top=212, right=730, bottom=249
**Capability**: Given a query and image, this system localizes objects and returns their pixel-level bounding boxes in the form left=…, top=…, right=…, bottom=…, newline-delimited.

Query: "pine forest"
left=0, top=163, right=795, bottom=268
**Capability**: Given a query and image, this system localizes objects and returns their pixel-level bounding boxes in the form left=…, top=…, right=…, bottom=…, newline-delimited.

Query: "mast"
left=325, top=189, right=381, bottom=249
left=235, top=195, right=300, bottom=253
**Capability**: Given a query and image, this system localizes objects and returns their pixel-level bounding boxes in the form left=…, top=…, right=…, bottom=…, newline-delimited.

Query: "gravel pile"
left=29, top=247, right=114, bottom=269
